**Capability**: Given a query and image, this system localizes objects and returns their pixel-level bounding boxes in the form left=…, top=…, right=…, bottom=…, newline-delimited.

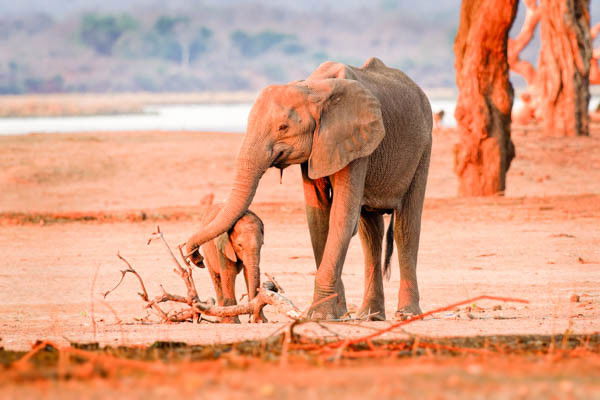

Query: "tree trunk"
left=454, top=0, right=518, bottom=196
left=537, top=0, right=591, bottom=136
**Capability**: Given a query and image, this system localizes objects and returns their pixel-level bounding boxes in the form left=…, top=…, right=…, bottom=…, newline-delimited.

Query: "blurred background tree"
left=143, top=16, right=212, bottom=68
left=79, top=13, right=138, bottom=55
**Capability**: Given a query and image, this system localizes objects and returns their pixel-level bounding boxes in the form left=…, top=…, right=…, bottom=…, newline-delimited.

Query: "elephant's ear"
left=216, top=232, right=237, bottom=263
left=307, top=79, right=385, bottom=179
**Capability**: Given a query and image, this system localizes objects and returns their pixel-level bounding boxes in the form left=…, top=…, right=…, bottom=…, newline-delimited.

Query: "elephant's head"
left=186, top=77, right=385, bottom=258
left=216, top=210, right=264, bottom=299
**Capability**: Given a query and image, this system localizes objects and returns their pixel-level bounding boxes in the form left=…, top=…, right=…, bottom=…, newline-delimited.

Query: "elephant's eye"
left=278, top=124, right=288, bottom=132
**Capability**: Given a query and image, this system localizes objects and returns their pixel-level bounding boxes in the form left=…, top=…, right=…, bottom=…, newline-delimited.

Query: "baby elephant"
left=190, top=197, right=266, bottom=323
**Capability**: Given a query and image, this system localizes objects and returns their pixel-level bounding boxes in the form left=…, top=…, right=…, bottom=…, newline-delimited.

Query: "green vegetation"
left=79, top=13, right=138, bottom=55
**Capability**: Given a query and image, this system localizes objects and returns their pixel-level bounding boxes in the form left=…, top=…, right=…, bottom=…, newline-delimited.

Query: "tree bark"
left=537, top=0, right=591, bottom=136
left=454, top=0, right=518, bottom=196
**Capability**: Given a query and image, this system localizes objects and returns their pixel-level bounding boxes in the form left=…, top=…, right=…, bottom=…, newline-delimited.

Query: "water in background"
left=0, top=104, right=251, bottom=135
left=0, top=97, right=598, bottom=135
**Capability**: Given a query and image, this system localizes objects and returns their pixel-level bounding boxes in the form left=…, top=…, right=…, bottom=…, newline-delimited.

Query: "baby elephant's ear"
left=307, top=78, right=385, bottom=179
left=216, top=232, right=237, bottom=263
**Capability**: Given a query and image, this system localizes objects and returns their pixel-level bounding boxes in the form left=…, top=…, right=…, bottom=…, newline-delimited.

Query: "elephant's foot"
left=356, top=289, right=385, bottom=320
left=336, top=299, right=348, bottom=319
left=393, top=303, right=422, bottom=321
left=357, top=302, right=386, bottom=321
left=334, top=282, right=348, bottom=318
left=307, top=296, right=340, bottom=320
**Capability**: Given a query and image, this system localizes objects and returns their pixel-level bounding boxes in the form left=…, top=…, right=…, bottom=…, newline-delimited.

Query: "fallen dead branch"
left=104, top=226, right=301, bottom=323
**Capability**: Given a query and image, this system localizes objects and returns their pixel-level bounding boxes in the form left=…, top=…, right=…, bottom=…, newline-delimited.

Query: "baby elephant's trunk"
left=245, top=253, right=261, bottom=300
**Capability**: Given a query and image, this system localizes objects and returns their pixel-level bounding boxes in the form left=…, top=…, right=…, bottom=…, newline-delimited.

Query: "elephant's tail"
left=383, top=213, right=394, bottom=281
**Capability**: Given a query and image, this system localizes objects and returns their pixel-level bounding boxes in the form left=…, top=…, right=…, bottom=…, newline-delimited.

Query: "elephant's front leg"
left=302, top=164, right=346, bottom=316
left=301, top=163, right=331, bottom=266
left=308, top=159, right=367, bottom=320
left=219, top=260, right=241, bottom=324
left=301, top=165, right=337, bottom=304
left=203, top=243, right=225, bottom=305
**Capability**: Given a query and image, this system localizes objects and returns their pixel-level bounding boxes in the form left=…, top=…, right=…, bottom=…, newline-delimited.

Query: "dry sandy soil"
left=1, top=126, right=599, bottom=397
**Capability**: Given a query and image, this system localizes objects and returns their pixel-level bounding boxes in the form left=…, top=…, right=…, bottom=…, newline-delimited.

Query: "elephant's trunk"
left=245, top=249, right=266, bottom=322
left=245, top=254, right=261, bottom=300
left=186, top=151, right=268, bottom=253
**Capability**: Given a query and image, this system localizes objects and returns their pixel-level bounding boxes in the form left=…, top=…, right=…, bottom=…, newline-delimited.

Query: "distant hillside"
left=0, top=0, right=597, bottom=94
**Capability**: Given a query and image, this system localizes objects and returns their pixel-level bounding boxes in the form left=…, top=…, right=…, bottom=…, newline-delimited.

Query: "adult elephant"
left=187, top=57, right=432, bottom=320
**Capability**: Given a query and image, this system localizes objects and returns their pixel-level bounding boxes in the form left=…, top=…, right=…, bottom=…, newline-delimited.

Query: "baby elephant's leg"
left=202, top=243, right=224, bottom=305
left=207, top=268, right=224, bottom=306
left=220, top=260, right=241, bottom=323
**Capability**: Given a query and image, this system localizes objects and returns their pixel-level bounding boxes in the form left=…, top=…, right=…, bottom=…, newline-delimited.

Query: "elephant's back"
left=310, top=58, right=432, bottom=128
left=354, top=58, right=433, bottom=137
left=307, top=58, right=432, bottom=209
left=352, top=59, right=433, bottom=207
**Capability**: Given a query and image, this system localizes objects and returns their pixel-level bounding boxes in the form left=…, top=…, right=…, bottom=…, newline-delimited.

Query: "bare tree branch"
left=106, top=252, right=171, bottom=322
left=104, top=229, right=302, bottom=324
left=148, top=226, right=200, bottom=303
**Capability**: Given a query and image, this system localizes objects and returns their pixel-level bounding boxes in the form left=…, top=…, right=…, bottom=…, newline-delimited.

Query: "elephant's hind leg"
left=394, top=151, right=430, bottom=319
left=357, top=210, right=386, bottom=321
